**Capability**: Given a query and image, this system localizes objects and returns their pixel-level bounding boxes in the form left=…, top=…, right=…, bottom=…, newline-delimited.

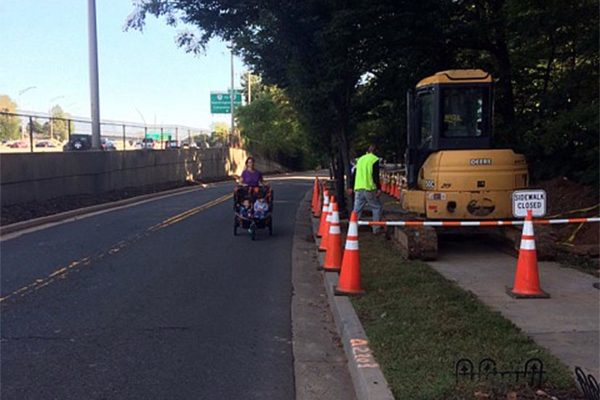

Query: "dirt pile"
left=536, top=177, right=599, bottom=251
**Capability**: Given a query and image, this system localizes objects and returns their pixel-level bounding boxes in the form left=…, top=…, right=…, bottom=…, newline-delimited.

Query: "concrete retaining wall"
left=0, top=148, right=282, bottom=206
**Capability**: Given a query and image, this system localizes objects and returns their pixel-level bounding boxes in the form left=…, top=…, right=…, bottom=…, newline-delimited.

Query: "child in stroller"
left=233, top=185, right=273, bottom=240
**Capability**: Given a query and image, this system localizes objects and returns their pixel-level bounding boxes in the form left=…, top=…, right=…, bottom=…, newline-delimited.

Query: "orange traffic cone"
left=319, top=197, right=334, bottom=251
left=323, top=202, right=342, bottom=271
left=314, top=189, right=322, bottom=218
left=335, top=211, right=365, bottom=295
left=311, top=177, right=320, bottom=215
left=507, top=210, right=550, bottom=298
left=317, top=191, right=330, bottom=238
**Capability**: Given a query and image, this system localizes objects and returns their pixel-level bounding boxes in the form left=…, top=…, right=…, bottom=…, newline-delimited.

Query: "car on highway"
left=182, top=142, right=199, bottom=149
left=64, top=134, right=92, bottom=151
left=166, top=140, right=179, bottom=149
left=101, top=138, right=117, bottom=151
left=140, top=138, right=155, bottom=149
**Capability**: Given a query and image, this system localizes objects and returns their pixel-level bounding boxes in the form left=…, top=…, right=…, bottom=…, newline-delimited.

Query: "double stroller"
left=233, top=185, right=274, bottom=240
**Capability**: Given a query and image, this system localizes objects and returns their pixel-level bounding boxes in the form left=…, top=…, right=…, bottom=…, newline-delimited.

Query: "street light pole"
left=88, top=0, right=101, bottom=149
left=247, top=71, right=252, bottom=105
left=230, top=50, right=235, bottom=146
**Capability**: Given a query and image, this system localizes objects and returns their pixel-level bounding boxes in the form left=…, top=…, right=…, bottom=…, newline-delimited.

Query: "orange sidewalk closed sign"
left=512, top=190, right=547, bottom=218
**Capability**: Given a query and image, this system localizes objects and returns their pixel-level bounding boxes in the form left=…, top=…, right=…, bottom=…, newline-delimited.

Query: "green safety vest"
left=354, top=153, right=379, bottom=191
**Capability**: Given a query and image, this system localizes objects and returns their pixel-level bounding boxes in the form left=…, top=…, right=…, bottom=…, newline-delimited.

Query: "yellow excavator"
left=392, top=69, right=530, bottom=258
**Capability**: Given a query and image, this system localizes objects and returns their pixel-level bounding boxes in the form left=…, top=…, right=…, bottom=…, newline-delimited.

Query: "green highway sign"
left=145, top=131, right=172, bottom=141
left=210, top=91, right=243, bottom=114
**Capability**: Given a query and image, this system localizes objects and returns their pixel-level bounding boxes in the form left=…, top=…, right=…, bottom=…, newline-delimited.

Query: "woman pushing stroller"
left=233, top=156, right=273, bottom=239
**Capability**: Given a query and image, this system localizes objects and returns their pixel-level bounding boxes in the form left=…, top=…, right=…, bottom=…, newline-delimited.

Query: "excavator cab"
left=401, top=70, right=528, bottom=220
left=406, top=70, right=493, bottom=188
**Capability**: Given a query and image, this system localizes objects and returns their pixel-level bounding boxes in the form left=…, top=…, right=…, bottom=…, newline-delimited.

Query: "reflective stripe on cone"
left=319, top=197, right=334, bottom=251
left=323, top=202, right=342, bottom=271
left=317, top=191, right=330, bottom=238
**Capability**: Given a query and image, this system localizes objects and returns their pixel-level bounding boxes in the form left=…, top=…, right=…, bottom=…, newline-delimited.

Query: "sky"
left=0, top=0, right=246, bottom=130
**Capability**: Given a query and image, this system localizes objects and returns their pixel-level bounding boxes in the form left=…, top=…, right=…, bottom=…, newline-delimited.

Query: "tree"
left=240, top=73, right=265, bottom=104
left=43, top=105, right=71, bottom=141
left=0, top=95, right=21, bottom=140
left=126, top=0, right=370, bottom=211
left=236, top=85, right=317, bottom=169
left=127, top=0, right=599, bottom=189
left=210, top=122, right=230, bottom=147
left=29, top=119, right=44, bottom=135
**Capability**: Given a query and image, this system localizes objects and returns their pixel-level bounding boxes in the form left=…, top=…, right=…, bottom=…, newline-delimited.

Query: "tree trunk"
left=491, top=39, right=515, bottom=146
left=540, top=35, right=556, bottom=116
left=488, top=0, right=516, bottom=147
left=338, top=130, right=352, bottom=216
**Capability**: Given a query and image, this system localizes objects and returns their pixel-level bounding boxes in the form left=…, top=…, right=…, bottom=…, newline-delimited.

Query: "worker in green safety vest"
left=348, top=144, right=382, bottom=234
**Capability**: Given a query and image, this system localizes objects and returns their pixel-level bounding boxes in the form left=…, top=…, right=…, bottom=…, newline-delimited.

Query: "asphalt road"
left=1, top=178, right=312, bottom=399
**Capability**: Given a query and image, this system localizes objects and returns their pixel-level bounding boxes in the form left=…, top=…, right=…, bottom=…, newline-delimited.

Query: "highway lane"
left=1, top=178, right=312, bottom=399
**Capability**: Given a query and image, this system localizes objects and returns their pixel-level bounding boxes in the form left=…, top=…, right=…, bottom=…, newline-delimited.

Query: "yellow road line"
left=0, top=193, right=232, bottom=304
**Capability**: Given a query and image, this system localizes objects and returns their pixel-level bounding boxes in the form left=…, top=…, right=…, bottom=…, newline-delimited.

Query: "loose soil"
left=537, top=177, right=599, bottom=247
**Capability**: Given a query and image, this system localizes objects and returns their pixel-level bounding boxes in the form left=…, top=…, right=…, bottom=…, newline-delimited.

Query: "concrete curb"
left=311, top=217, right=395, bottom=400
left=292, top=191, right=357, bottom=400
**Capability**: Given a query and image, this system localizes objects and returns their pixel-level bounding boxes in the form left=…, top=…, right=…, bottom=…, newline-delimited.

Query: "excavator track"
left=383, top=205, right=438, bottom=260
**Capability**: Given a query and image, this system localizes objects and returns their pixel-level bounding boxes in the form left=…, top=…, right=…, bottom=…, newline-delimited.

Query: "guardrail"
left=0, top=111, right=210, bottom=152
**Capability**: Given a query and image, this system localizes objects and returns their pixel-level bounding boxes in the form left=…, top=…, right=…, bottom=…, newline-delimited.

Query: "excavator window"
left=441, top=87, right=489, bottom=138
left=418, top=92, right=434, bottom=148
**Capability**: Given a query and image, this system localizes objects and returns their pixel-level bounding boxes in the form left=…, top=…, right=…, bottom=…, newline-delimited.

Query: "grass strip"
left=351, top=234, right=580, bottom=400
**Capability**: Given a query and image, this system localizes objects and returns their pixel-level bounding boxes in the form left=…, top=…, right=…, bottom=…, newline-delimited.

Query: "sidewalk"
left=428, top=236, right=600, bottom=378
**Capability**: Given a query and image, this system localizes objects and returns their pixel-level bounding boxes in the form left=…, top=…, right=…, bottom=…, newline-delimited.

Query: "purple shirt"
left=241, top=169, right=263, bottom=186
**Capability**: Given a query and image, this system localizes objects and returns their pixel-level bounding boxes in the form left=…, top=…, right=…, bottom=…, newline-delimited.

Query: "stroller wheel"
left=250, top=222, right=256, bottom=240
left=233, top=217, right=238, bottom=236
left=268, top=221, right=273, bottom=236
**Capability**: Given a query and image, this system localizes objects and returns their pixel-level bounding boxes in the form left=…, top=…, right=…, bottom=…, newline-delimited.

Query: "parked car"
left=101, top=138, right=117, bottom=151
left=35, top=140, right=57, bottom=148
left=8, top=140, right=29, bottom=148
left=64, top=134, right=92, bottom=151
left=140, top=138, right=155, bottom=149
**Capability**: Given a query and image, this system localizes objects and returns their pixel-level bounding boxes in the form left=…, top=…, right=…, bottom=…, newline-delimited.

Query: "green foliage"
left=43, top=105, right=71, bottom=141
left=0, top=95, right=21, bottom=140
left=29, top=119, right=44, bottom=134
left=127, top=0, right=599, bottom=186
left=240, top=73, right=265, bottom=104
left=210, top=122, right=230, bottom=147
left=236, top=87, right=317, bottom=169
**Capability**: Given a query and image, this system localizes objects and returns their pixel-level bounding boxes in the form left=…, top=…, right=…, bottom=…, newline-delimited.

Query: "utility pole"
left=247, top=71, right=252, bottom=105
left=88, top=0, right=101, bottom=149
left=230, top=50, right=235, bottom=146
